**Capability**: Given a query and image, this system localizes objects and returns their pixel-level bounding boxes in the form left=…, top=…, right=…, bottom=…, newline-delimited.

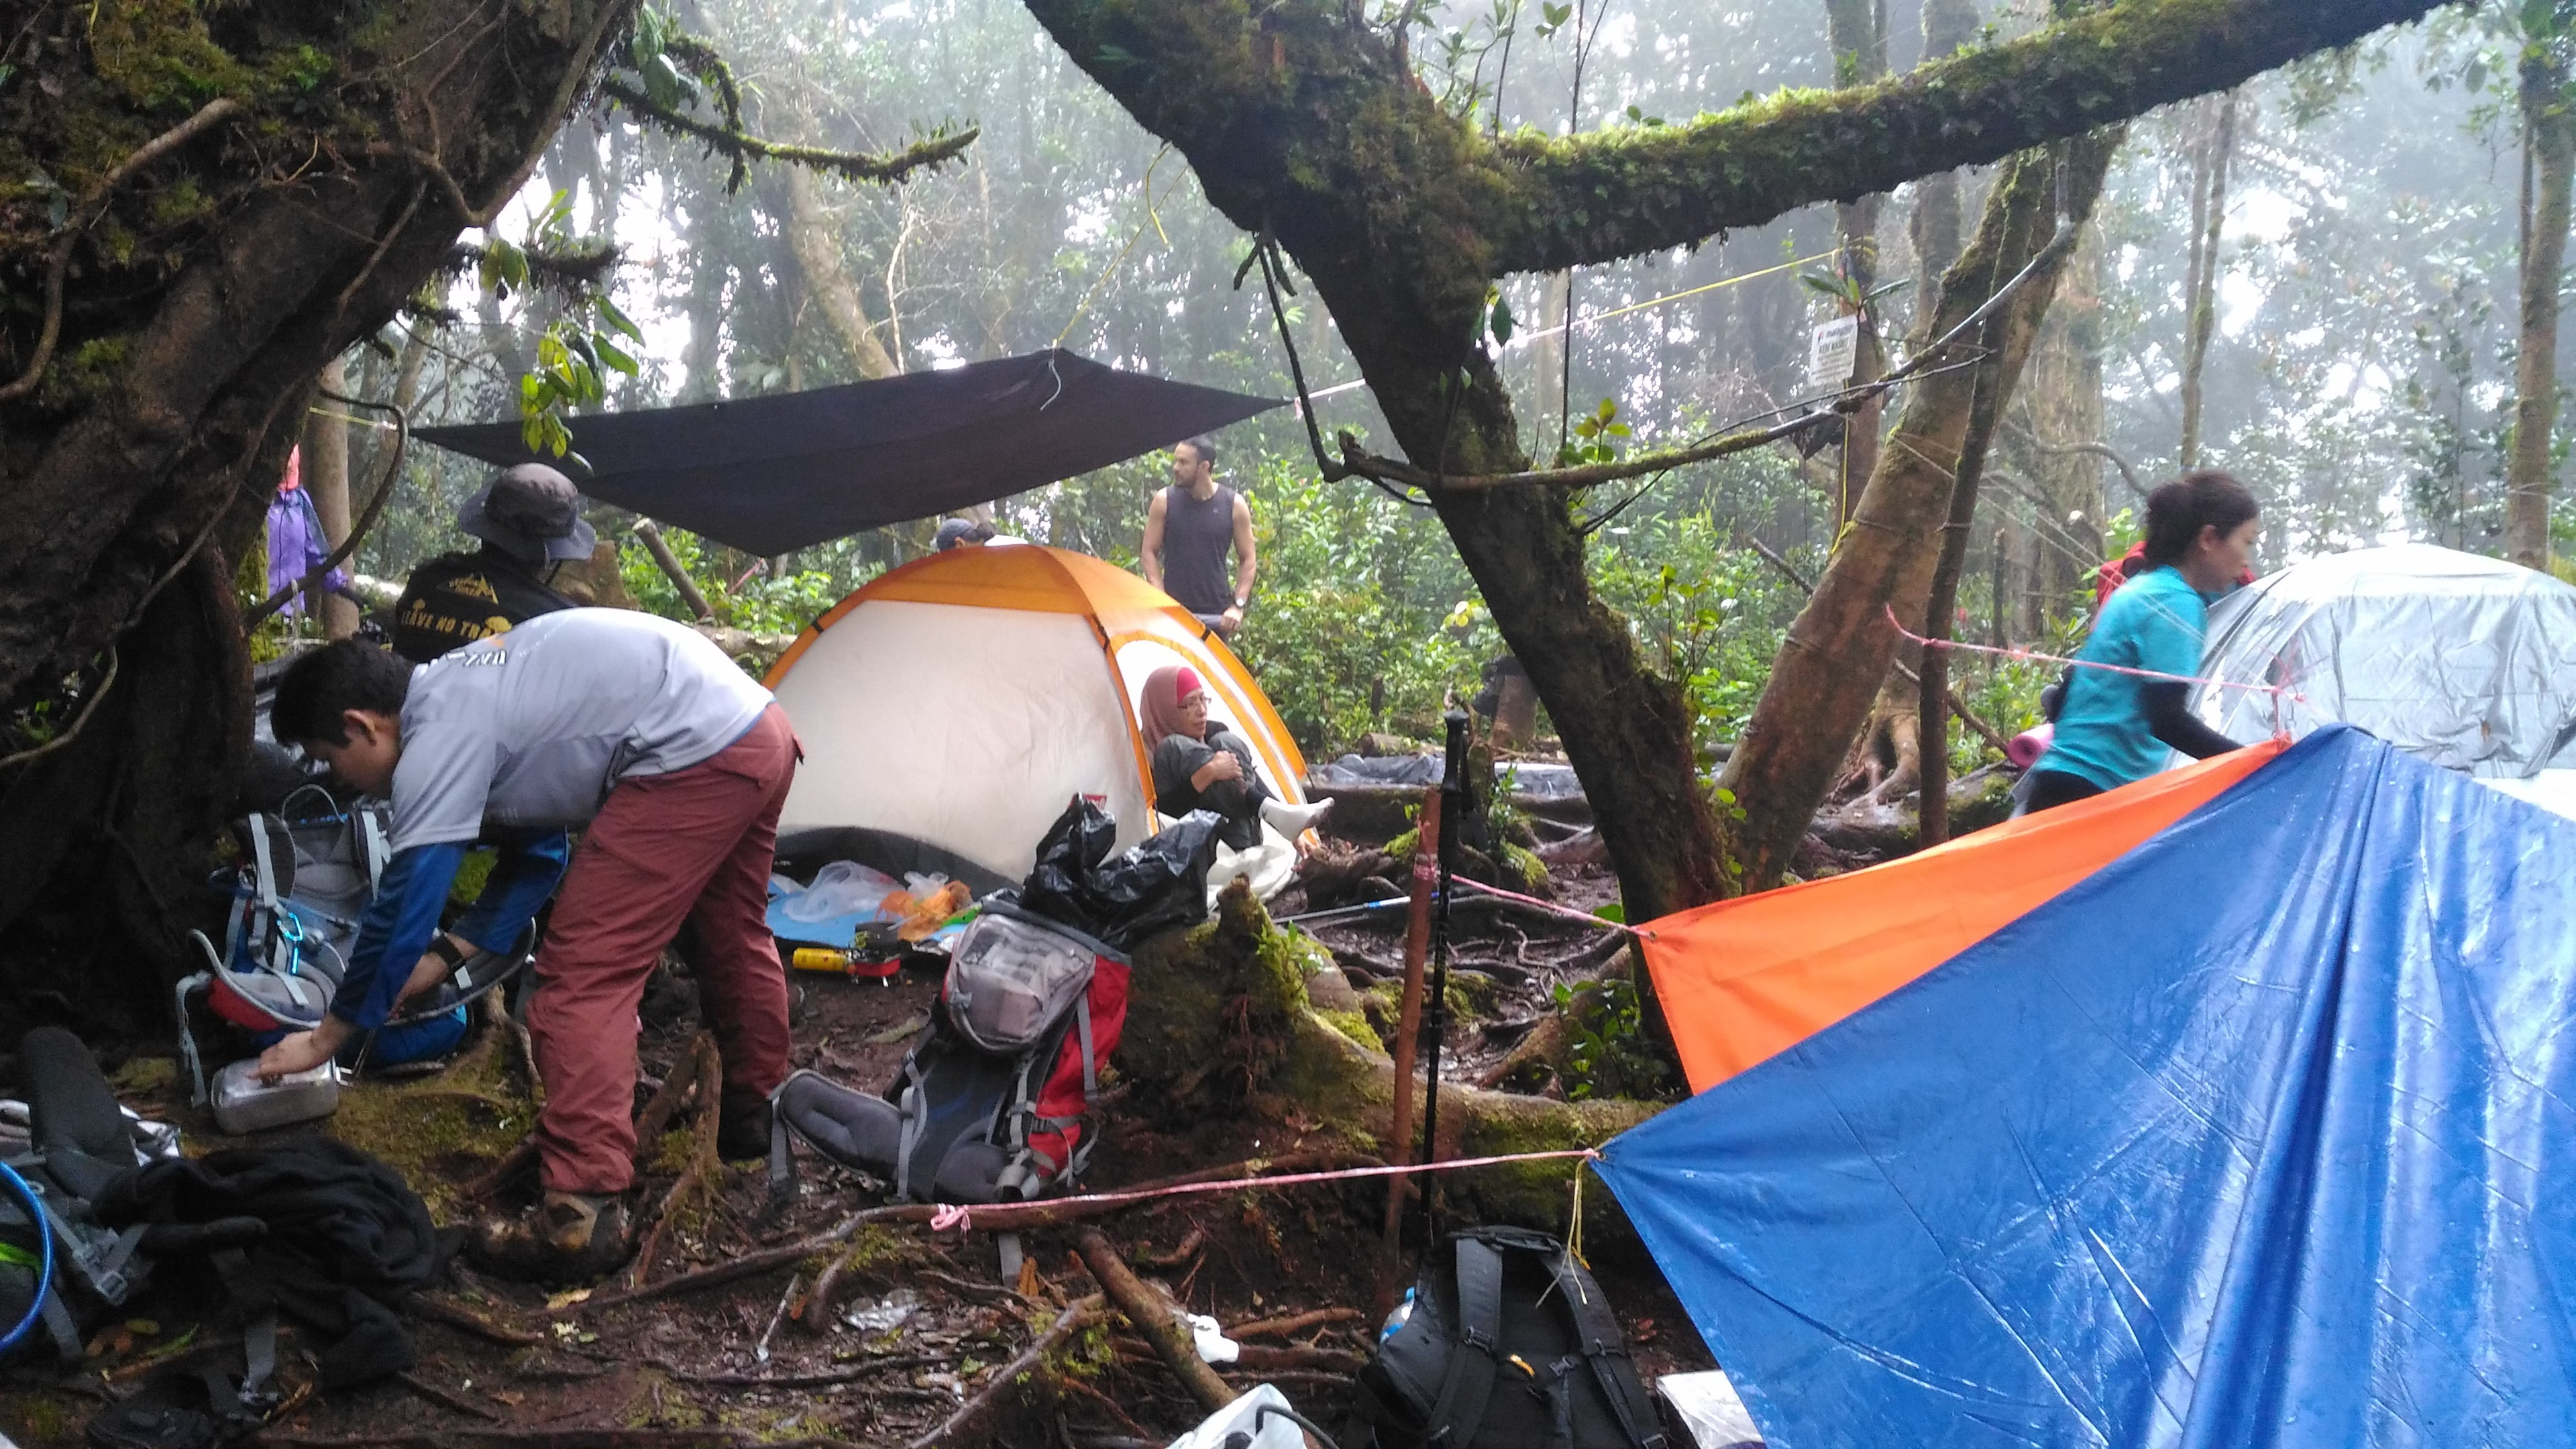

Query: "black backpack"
left=1348, top=1227, right=1667, bottom=1449
left=1, top=1028, right=166, bottom=1361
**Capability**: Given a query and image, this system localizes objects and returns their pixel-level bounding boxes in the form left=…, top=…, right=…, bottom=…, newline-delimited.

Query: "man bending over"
left=262, top=612, right=799, bottom=1281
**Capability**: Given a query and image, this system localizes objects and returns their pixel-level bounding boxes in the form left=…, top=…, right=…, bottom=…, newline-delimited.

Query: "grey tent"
left=415, top=350, right=1283, bottom=555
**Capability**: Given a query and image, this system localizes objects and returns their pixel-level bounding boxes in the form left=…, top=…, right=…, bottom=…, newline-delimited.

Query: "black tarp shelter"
left=414, top=350, right=1283, bottom=555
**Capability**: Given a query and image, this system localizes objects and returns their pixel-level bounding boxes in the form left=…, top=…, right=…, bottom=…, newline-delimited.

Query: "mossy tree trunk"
left=1719, top=136, right=2118, bottom=890
left=1018, top=0, right=2439, bottom=932
left=0, top=0, right=640, bottom=1029
left=2510, top=36, right=2575, bottom=572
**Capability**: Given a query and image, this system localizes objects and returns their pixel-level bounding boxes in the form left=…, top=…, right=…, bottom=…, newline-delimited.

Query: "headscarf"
left=1140, top=664, right=1207, bottom=749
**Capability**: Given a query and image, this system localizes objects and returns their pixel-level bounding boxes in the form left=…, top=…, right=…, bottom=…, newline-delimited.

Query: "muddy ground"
left=0, top=853, right=1709, bottom=1448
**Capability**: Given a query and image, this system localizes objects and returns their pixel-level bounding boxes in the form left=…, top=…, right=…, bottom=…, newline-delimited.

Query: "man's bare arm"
left=1141, top=490, right=1167, bottom=588
left=1230, top=494, right=1258, bottom=605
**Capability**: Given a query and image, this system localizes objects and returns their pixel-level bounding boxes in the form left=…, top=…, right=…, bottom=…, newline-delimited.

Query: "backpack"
left=770, top=898, right=1129, bottom=1205
left=1, top=1029, right=168, bottom=1361
left=1347, top=1227, right=1668, bottom=1449
left=175, top=790, right=530, bottom=1099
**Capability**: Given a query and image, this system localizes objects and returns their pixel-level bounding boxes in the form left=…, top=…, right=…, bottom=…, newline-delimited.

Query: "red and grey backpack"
left=769, top=898, right=1129, bottom=1205
left=174, top=789, right=528, bottom=1099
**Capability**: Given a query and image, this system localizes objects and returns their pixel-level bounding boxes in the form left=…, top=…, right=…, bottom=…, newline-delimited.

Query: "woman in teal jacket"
left=2023, top=471, right=2261, bottom=815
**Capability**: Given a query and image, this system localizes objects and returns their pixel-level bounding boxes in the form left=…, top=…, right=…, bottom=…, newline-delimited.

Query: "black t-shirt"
left=390, top=550, right=577, bottom=663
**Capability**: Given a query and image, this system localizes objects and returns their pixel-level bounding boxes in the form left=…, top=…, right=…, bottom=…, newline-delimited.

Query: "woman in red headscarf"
left=1140, top=665, right=1330, bottom=850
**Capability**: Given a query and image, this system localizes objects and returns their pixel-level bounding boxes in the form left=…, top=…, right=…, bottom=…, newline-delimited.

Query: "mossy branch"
left=600, top=77, right=977, bottom=191
left=1486, top=0, right=2443, bottom=272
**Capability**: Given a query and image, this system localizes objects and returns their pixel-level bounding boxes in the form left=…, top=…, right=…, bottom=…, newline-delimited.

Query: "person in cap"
left=260, top=612, right=799, bottom=1282
left=934, top=517, right=996, bottom=551
left=390, top=464, right=595, bottom=663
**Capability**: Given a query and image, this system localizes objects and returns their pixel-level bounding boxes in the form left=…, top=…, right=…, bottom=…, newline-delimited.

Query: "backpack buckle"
left=1460, top=1326, right=1496, bottom=1354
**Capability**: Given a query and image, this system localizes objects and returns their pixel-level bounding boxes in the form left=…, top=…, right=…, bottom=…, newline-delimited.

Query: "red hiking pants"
left=528, top=704, right=799, bottom=1195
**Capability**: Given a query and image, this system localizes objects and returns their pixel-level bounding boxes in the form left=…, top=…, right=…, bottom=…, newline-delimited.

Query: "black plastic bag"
left=1016, top=796, right=1226, bottom=950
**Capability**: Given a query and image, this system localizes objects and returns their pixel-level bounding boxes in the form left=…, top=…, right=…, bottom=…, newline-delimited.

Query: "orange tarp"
left=1643, top=740, right=2288, bottom=1095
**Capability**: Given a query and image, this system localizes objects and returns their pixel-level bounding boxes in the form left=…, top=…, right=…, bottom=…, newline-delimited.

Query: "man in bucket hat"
left=390, top=463, right=597, bottom=663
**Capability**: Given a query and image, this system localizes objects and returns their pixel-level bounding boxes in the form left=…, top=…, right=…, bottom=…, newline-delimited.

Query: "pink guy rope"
left=924, top=1148, right=1604, bottom=1236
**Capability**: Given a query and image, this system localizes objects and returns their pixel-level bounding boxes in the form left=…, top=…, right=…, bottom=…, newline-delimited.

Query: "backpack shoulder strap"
left=1548, top=1250, right=1666, bottom=1449
left=355, top=809, right=392, bottom=892
left=1423, top=1235, right=1507, bottom=1445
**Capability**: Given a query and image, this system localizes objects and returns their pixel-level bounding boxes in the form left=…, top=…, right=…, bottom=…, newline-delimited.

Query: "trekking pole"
left=1417, top=708, right=1470, bottom=1244
left=1379, top=781, right=1442, bottom=1299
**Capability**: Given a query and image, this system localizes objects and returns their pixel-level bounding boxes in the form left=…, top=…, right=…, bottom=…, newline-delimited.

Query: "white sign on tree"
left=1808, top=315, right=1860, bottom=392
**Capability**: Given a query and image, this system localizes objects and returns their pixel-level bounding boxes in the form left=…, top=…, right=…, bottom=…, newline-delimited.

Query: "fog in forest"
left=282, top=2, right=2528, bottom=764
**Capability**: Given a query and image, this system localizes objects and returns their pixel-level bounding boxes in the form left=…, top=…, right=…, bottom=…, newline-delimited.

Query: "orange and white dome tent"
left=763, top=545, right=1310, bottom=880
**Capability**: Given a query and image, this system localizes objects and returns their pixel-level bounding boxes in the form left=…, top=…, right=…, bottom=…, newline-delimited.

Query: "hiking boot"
left=466, top=1191, right=630, bottom=1284
left=716, top=1090, right=773, bottom=1163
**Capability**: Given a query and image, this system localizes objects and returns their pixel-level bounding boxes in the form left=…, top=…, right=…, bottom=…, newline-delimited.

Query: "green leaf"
left=1593, top=901, right=1625, bottom=924
left=596, top=299, right=645, bottom=341
left=595, top=337, right=639, bottom=376
left=1488, top=296, right=1515, bottom=347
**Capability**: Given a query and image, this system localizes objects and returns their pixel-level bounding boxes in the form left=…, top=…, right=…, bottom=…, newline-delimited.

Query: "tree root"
left=623, top=1039, right=724, bottom=1291
left=1057, top=1375, right=1157, bottom=1440
left=403, top=1292, right=544, bottom=1348
left=572, top=1152, right=1379, bottom=1318
left=898, top=1293, right=1105, bottom=1449
left=1076, top=1228, right=1234, bottom=1414
left=1474, top=943, right=1635, bottom=1093
left=254, top=1423, right=855, bottom=1433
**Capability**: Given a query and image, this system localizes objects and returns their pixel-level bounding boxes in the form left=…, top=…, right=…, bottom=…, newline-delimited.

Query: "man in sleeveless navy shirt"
left=1140, top=435, right=1258, bottom=637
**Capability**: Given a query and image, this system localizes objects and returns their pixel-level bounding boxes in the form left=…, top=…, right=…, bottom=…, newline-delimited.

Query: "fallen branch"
left=105, top=1330, right=241, bottom=1383
left=1228, top=1343, right=1368, bottom=1374
left=1224, top=1307, right=1363, bottom=1341
left=403, top=1292, right=544, bottom=1348
left=1075, top=1227, right=1235, bottom=1415
left=647, top=1351, right=947, bottom=1389
left=396, top=1370, right=505, bottom=1423
left=900, top=1295, right=1105, bottom=1449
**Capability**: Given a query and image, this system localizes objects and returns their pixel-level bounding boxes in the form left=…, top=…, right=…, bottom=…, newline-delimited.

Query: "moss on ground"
left=326, top=1008, right=530, bottom=1221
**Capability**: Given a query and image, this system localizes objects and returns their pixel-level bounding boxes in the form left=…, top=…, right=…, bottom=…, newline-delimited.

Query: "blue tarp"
left=1599, top=727, right=2576, bottom=1448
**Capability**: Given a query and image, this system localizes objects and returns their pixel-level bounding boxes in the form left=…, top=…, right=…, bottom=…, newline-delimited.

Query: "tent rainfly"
left=413, top=350, right=1282, bottom=556
left=2192, top=541, right=2576, bottom=777
left=1597, top=727, right=2576, bottom=1449
left=763, top=545, right=1308, bottom=879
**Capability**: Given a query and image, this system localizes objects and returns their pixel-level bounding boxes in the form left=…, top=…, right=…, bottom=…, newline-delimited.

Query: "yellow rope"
left=1053, top=146, right=1182, bottom=348
left=1542, top=250, right=1840, bottom=337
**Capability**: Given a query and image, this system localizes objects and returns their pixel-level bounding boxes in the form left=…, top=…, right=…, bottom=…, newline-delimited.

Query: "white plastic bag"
left=784, top=860, right=901, bottom=923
